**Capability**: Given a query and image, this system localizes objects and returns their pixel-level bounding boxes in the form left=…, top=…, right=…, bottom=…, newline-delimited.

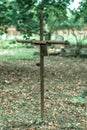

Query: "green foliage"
left=0, top=0, right=86, bottom=37
left=79, top=89, right=87, bottom=98
left=0, top=40, right=21, bottom=49
left=0, top=40, right=34, bottom=49
left=37, top=0, right=71, bottom=32
left=16, top=0, right=39, bottom=35
left=66, top=0, right=87, bottom=30
left=35, top=117, right=44, bottom=125
left=0, top=0, right=72, bottom=35
left=73, top=96, right=86, bottom=104
left=78, top=0, right=87, bottom=24
left=0, top=0, right=39, bottom=35
left=0, top=0, right=18, bottom=26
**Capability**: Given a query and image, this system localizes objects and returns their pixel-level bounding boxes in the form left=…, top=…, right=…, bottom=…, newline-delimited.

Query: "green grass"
left=0, top=39, right=35, bottom=49
left=0, top=48, right=39, bottom=61
left=64, top=34, right=87, bottom=45
left=0, top=40, right=40, bottom=61
left=0, top=37, right=87, bottom=61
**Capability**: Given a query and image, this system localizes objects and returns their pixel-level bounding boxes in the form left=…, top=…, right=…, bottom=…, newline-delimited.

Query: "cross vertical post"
left=16, top=10, right=69, bottom=120
left=40, top=9, right=44, bottom=119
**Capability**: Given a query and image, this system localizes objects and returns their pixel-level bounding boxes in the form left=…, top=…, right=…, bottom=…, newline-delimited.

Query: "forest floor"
left=0, top=53, right=87, bottom=130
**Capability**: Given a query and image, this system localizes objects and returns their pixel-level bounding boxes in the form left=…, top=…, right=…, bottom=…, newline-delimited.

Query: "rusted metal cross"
left=17, top=10, right=69, bottom=119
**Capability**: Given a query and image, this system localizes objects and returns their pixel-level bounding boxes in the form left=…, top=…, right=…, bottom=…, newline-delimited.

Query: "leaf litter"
left=0, top=56, right=87, bottom=130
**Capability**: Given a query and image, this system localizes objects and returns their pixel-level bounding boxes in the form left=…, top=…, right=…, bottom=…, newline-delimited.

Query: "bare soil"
left=0, top=56, right=87, bottom=130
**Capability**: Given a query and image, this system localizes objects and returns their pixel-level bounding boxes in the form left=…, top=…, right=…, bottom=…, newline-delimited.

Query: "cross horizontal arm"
left=16, top=39, right=70, bottom=46
left=46, top=40, right=69, bottom=45
left=16, top=39, right=46, bottom=44
left=17, top=40, right=33, bottom=43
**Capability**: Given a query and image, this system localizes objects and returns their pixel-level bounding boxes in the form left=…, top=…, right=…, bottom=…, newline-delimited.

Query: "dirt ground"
left=0, top=56, right=87, bottom=130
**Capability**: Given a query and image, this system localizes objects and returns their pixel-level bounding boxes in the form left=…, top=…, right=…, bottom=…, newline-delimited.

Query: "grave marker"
left=17, top=10, right=69, bottom=119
